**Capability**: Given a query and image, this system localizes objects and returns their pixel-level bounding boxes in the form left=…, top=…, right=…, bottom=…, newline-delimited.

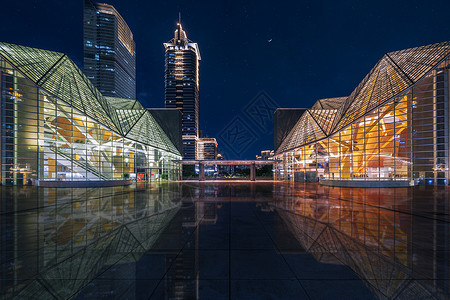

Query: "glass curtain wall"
left=275, top=56, right=449, bottom=185
left=0, top=56, right=181, bottom=185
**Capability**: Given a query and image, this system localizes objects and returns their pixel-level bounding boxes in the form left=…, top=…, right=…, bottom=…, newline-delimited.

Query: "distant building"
left=256, top=150, right=274, bottom=160
left=83, top=0, right=136, bottom=99
left=196, top=138, right=217, bottom=160
left=164, top=21, right=201, bottom=159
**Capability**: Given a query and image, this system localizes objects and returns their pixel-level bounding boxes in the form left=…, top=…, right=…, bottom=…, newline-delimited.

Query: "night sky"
left=1, top=0, right=450, bottom=159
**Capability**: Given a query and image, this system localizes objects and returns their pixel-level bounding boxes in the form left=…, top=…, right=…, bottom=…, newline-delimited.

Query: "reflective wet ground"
left=0, top=182, right=449, bottom=299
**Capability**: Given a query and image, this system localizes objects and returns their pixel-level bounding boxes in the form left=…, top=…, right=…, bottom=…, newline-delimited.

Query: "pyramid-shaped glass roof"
left=277, top=41, right=450, bottom=154
left=0, top=42, right=180, bottom=155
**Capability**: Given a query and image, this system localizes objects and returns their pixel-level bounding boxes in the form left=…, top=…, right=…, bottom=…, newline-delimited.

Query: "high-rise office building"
left=164, top=21, right=201, bottom=159
left=83, top=0, right=136, bottom=99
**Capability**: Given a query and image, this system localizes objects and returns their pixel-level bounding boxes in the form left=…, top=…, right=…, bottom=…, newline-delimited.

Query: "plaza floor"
left=0, top=182, right=448, bottom=299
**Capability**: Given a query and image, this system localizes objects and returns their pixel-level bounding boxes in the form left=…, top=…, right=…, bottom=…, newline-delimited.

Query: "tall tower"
left=83, top=0, right=136, bottom=99
left=164, top=20, right=201, bottom=159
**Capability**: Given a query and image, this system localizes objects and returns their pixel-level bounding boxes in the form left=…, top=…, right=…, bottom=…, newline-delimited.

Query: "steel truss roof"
left=277, top=41, right=450, bottom=154
left=0, top=42, right=180, bottom=155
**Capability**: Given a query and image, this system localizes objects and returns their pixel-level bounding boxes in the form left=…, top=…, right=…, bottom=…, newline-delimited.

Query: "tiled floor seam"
left=250, top=206, right=313, bottom=300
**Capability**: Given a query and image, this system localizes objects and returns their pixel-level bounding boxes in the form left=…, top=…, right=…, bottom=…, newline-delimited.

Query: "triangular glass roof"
left=331, top=42, right=450, bottom=133
left=277, top=112, right=326, bottom=153
left=312, top=97, right=347, bottom=110
left=0, top=42, right=180, bottom=155
left=308, top=108, right=337, bottom=135
left=320, top=97, right=347, bottom=109
left=0, top=43, right=64, bottom=82
left=387, top=41, right=450, bottom=82
left=276, top=41, right=450, bottom=154
left=304, top=112, right=327, bottom=144
left=38, top=57, right=122, bottom=133
left=105, top=96, right=140, bottom=110
left=116, top=109, right=146, bottom=135
left=308, top=97, right=346, bottom=135
left=105, top=96, right=147, bottom=134
left=126, top=113, right=179, bottom=154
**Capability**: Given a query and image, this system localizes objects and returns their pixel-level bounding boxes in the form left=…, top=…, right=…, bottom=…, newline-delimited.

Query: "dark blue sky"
left=1, top=0, right=450, bottom=159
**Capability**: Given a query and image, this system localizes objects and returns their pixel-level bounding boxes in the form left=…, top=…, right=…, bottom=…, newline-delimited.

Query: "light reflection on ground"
left=0, top=182, right=448, bottom=299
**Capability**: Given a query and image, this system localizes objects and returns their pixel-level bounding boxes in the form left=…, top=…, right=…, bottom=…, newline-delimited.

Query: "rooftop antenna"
left=176, top=12, right=182, bottom=43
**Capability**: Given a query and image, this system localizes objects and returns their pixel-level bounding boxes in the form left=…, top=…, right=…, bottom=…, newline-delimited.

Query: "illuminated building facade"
left=275, top=41, right=450, bottom=186
left=83, top=0, right=136, bottom=99
left=164, top=22, right=201, bottom=159
left=196, top=138, right=217, bottom=160
left=0, top=42, right=181, bottom=186
left=256, top=150, right=274, bottom=160
left=274, top=108, right=307, bottom=153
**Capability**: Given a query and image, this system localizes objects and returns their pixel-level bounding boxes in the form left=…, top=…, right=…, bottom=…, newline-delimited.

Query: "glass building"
left=274, top=108, right=307, bottom=153
left=274, top=41, right=450, bottom=186
left=83, top=0, right=136, bottom=99
left=164, top=22, right=201, bottom=159
left=0, top=42, right=181, bottom=186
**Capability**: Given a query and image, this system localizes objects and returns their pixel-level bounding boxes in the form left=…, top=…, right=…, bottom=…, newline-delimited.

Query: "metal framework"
left=0, top=42, right=181, bottom=185
left=275, top=41, right=450, bottom=185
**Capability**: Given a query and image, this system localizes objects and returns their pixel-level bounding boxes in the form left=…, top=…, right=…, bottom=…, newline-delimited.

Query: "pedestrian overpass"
left=175, top=160, right=280, bottom=181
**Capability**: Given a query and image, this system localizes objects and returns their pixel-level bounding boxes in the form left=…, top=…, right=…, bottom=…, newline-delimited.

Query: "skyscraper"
left=164, top=21, right=201, bottom=159
left=83, top=0, right=136, bottom=99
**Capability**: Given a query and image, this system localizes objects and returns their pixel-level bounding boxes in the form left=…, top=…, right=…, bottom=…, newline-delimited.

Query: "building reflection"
left=271, top=183, right=449, bottom=299
left=163, top=184, right=221, bottom=299
left=1, top=182, right=448, bottom=299
left=0, top=183, right=182, bottom=299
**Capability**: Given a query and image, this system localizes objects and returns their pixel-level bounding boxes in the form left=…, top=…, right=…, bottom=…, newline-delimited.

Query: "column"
left=250, top=163, right=256, bottom=181
left=199, top=163, right=205, bottom=181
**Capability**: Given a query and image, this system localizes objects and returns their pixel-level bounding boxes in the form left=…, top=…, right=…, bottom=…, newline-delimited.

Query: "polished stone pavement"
left=1, top=182, right=448, bottom=299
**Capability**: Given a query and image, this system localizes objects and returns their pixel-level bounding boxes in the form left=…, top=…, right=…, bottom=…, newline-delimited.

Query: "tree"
left=235, top=168, right=250, bottom=177
left=182, top=165, right=197, bottom=178
left=256, top=165, right=272, bottom=177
